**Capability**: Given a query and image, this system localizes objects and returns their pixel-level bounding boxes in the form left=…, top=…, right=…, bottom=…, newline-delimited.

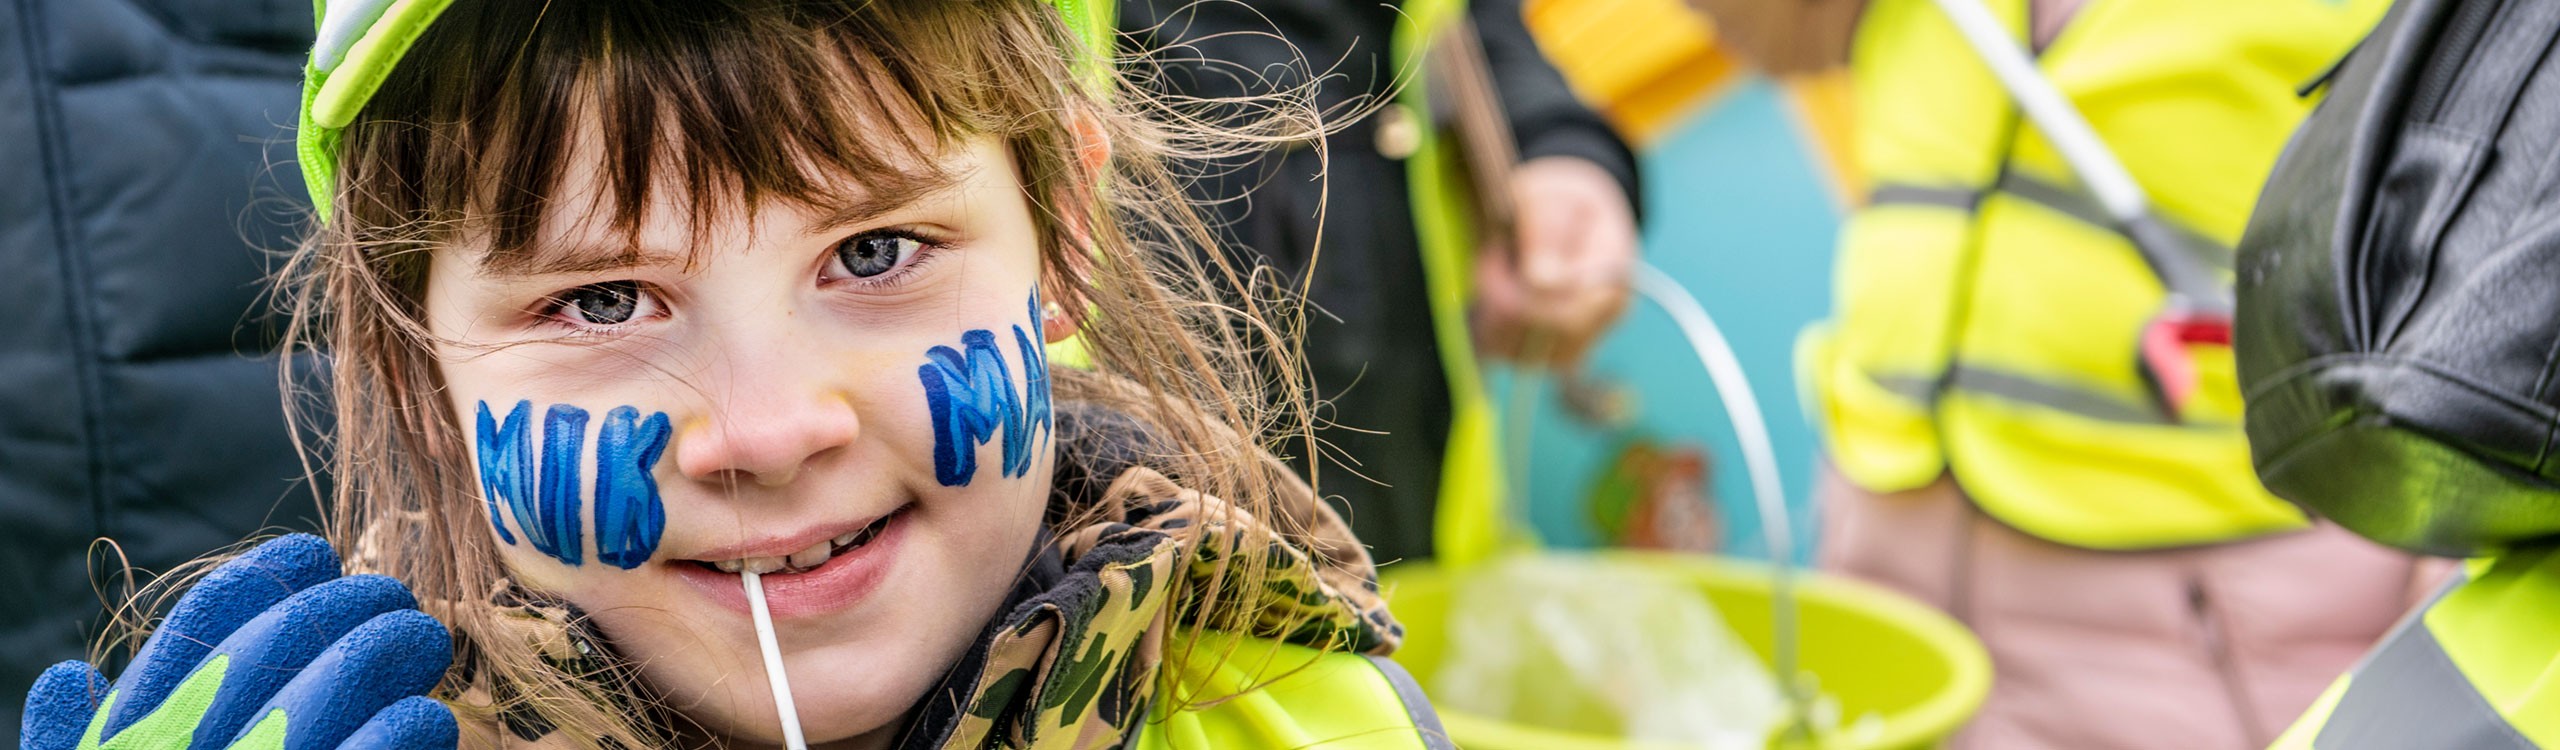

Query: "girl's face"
left=426, top=135, right=1057, bottom=749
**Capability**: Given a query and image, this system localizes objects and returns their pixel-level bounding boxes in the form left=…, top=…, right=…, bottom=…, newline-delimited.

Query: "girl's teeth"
left=710, top=515, right=898, bottom=576
left=786, top=539, right=833, bottom=570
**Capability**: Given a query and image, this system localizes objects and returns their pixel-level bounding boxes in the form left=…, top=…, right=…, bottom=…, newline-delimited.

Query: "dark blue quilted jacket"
left=1, top=1, right=319, bottom=737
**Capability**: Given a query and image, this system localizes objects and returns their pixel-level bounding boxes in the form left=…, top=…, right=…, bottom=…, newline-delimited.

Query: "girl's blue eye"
left=555, top=280, right=652, bottom=326
left=832, top=234, right=922, bottom=279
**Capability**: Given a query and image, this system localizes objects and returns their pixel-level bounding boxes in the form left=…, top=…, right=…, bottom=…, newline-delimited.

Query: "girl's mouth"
left=695, top=506, right=906, bottom=575
left=673, top=503, right=917, bottom=619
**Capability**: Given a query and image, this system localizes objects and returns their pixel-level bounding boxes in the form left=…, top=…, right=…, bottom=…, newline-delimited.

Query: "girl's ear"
left=1041, top=297, right=1079, bottom=344
left=1048, top=107, right=1112, bottom=259
left=1070, top=106, right=1111, bottom=177
left=1034, top=107, right=1104, bottom=347
left=1040, top=106, right=1104, bottom=347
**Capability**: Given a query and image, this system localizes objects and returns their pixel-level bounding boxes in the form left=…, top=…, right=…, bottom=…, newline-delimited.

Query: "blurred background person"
left=1684, top=0, right=2438, bottom=747
left=1119, top=0, right=1641, bottom=564
left=2234, top=0, right=2560, bottom=743
left=0, top=1, right=321, bottom=736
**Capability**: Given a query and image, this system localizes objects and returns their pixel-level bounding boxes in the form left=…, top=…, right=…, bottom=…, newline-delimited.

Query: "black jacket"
left=1122, top=0, right=1641, bottom=562
left=1, top=1, right=318, bottom=735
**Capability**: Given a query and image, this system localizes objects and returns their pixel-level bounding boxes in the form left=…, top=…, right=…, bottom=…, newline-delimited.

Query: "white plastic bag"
left=1432, top=556, right=1787, bottom=748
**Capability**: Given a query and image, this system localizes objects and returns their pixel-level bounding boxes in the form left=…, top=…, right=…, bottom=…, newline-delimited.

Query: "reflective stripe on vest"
left=2275, top=549, right=2560, bottom=748
left=1804, top=0, right=2385, bottom=549
left=2313, top=619, right=2529, bottom=749
left=1860, top=168, right=2240, bottom=428
left=1872, top=167, right=2236, bottom=276
left=1872, top=366, right=2174, bottom=427
left=1366, top=654, right=1460, bottom=750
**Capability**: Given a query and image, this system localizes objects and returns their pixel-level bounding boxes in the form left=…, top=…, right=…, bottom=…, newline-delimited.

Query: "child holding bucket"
left=16, top=2, right=1444, bottom=748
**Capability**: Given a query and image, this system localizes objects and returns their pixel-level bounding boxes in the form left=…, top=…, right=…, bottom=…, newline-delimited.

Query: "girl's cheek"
left=470, top=398, right=676, bottom=571
left=911, top=287, right=1055, bottom=488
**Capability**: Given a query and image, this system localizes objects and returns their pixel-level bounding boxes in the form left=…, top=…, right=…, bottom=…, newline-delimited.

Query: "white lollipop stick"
left=742, top=571, right=809, bottom=750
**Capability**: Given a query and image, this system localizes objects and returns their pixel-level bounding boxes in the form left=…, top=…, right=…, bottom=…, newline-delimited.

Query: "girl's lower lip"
left=672, top=507, right=911, bottom=620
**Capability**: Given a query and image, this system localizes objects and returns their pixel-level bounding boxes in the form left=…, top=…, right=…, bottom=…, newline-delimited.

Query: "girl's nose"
left=673, top=391, right=861, bottom=486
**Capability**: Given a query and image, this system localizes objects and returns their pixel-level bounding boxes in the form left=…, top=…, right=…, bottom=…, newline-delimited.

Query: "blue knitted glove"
left=18, top=534, right=457, bottom=750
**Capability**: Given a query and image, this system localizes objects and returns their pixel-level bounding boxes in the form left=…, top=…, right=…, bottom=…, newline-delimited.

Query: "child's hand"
left=19, top=534, right=457, bottom=750
left=1473, top=156, right=1639, bottom=367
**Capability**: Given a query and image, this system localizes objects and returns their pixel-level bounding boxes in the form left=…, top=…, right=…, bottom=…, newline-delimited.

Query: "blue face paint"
left=475, top=400, right=534, bottom=546
left=918, top=289, right=1054, bottom=486
left=539, top=405, right=588, bottom=566
left=1019, top=291, right=1053, bottom=454
left=474, top=400, right=672, bottom=568
left=594, top=406, right=672, bottom=570
left=921, top=330, right=1018, bottom=486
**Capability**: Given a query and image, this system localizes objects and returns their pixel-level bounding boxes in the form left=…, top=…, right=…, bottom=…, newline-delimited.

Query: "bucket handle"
left=1629, top=260, right=1815, bottom=740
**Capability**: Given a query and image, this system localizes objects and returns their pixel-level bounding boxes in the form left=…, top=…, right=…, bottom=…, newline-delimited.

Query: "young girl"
left=19, top=1, right=1445, bottom=748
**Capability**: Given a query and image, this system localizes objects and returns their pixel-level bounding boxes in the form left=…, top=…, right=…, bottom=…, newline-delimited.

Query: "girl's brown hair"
left=268, top=0, right=1348, bottom=744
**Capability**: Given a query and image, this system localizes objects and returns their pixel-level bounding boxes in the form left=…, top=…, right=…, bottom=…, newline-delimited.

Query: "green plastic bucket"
left=1382, top=551, right=1990, bottom=750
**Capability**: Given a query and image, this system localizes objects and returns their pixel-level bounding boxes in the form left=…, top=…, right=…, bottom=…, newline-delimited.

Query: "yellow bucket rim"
left=1381, top=551, right=1992, bottom=750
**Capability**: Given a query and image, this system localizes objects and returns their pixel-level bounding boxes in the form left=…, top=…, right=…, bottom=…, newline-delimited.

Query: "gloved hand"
left=19, top=534, right=458, bottom=750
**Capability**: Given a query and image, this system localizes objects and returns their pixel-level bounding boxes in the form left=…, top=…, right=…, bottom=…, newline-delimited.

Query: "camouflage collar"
left=897, top=400, right=1405, bottom=749
left=907, top=463, right=1401, bottom=750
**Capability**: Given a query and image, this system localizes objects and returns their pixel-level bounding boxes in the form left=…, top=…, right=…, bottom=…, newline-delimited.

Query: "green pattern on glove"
left=74, top=656, right=261, bottom=750
left=231, top=710, right=293, bottom=750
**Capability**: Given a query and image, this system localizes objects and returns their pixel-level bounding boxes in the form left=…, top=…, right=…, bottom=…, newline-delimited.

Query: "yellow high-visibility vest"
left=1391, top=0, right=1518, bottom=568
left=1136, top=631, right=1450, bottom=750
left=1800, top=0, right=2387, bottom=549
left=2270, top=549, right=2560, bottom=749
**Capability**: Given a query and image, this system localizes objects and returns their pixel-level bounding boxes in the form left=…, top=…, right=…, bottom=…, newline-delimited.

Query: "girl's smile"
left=669, top=502, right=914, bottom=620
